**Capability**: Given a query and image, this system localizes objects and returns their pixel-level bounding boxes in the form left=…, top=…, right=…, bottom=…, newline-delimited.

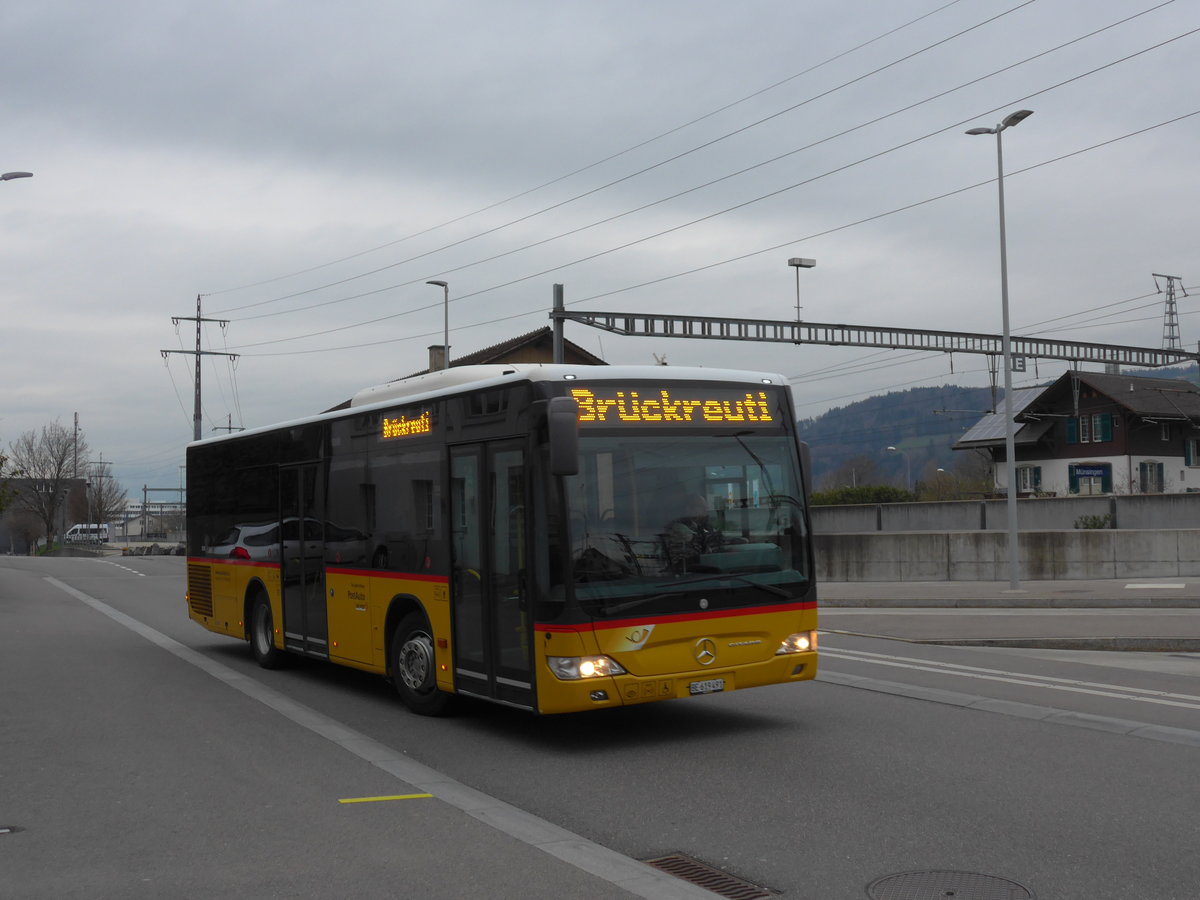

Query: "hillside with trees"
left=797, top=384, right=996, bottom=494
left=797, top=364, right=1199, bottom=500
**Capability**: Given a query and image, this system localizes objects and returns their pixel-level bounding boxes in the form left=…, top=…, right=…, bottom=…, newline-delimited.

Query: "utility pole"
left=161, top=295, right=239, bottom=441
left=1153, top=274, right=1188, bottom=351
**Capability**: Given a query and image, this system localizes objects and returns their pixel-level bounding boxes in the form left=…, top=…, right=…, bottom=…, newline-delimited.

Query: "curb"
left=820, top=597, right=1200, bottom=609
left=820, top=628, right=1200, bottom=653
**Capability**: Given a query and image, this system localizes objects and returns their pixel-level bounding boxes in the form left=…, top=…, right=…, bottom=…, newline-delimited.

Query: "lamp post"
left=787, top=257, right=816, bottom=322
left=1, top=172, right=33, bottom=182
left=425, top=280, right=449, bottom=370
left=886, top=446, right=911, bottom=492
left=967, top=108, right=1033, bottom=591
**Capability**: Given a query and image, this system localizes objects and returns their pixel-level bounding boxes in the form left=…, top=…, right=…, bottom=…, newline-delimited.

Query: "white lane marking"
left=1126, top=583, right=1186, bottom=589
left=44, top=576, right=708, bottom=900
left=822, top=646, right=1200, bottom=712
left=96, top=560, right=146, bottom=577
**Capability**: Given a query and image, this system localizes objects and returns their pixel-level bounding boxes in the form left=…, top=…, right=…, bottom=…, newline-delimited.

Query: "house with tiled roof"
left=406, top=326, right=605, bottom=377
left=325, top=327, right=606, bottom=411
left=954, top=369, right=1200, bottom=496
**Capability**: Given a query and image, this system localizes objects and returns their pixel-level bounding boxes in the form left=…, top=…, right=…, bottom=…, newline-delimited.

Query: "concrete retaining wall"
left=811, top=492, right=1200, bottom=534
left=815, top=529, right=1200, bottom=582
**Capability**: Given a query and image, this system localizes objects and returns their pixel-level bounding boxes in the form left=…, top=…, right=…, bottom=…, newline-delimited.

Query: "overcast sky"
left=3, top=0, right=1197, bottom=495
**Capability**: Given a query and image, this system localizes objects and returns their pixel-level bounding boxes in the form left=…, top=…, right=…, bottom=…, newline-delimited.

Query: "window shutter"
left=1097, top=414, right=1113, bottom=442
left=1186, top=439, right=1195, bottom=467
left=1066, top=419, right=1078, bottom=444
left=1033, top=467, right=1042, bottom=490
left=1101, top=465, right=1113, bottom=494
left=1068, top=466, right=1079, bottom=494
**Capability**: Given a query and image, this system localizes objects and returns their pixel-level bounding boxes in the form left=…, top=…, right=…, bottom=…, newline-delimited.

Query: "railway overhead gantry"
left=550, top=308, right=1200, bottom=371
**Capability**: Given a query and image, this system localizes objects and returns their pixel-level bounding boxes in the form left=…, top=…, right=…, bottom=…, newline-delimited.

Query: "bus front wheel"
left=249, top=593, right=285, bottom=670
left=391, top=612, right=452, bottom=716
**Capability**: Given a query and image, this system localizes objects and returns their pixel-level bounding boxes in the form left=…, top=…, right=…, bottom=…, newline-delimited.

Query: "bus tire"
left=391, top=612, right=452, bottom=716
left=249, top=591, right=285, bottom=670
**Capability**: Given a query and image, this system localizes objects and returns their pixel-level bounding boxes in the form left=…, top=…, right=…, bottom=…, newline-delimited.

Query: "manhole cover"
left=867, top=870, right=1034, bottom=899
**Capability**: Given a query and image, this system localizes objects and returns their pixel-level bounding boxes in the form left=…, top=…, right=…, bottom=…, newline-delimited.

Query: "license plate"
left=688, top=678, right=725, bottom=695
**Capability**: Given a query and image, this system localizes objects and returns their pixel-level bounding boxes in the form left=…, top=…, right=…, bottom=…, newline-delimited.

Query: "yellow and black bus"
left=185, top=364, right=818, bottom=715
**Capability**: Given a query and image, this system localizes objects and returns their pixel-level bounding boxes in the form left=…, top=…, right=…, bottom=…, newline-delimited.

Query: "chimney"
left=427, top=345, right=448, bottom=371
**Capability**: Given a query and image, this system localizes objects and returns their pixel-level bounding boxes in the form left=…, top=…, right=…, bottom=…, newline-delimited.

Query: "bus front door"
left=280, top=463, right=328, bottom=657
left=450, top=444, right=533, bottom=709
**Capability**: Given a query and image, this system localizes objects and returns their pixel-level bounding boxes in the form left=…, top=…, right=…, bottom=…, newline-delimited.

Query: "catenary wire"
left=229, top=105, right=1200, bottom=357
left=209, top=0, right=1039, bottom=315
left=224, top=36, right=1200, bottom=351
left=230, top=2, right=1168, bottom=326
left=203, top=0, right=975, bottom=303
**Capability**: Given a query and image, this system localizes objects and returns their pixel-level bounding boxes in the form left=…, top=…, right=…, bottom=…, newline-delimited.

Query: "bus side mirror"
left=798, top=440, right=812, bottom=501
left=547, top=396, right=580, bottom=476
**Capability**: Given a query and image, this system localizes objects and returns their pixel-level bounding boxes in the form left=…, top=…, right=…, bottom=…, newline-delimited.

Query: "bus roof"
left=189, top=364, right=789, bottom=449
left=349, top=363, right=787, bottom=408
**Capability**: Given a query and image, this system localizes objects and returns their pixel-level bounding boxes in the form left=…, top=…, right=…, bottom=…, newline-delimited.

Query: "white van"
left=64, top=524, right=109, bottom=544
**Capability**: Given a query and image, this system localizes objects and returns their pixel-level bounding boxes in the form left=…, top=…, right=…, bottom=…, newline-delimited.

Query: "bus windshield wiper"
left=598, top=574, right=792, bottom=615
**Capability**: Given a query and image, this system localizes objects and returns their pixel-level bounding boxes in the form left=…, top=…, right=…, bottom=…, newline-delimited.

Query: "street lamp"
left=787, top=257, right=816, bottom=322
left=886, top=446, right=911, bottom=492
left=967, top=108, right=1033, bottom=591
left=425, top=280, right=449, bottom=370
left=1, top=172, right=32, bottom=181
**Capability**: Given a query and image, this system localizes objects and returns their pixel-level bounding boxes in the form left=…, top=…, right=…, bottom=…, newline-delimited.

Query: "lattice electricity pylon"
left=1154, top=273, right=1188, bottom=351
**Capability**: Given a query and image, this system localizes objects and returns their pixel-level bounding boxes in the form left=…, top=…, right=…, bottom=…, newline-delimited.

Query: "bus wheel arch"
left=387, top=602, right=452, bottom=716
left=246, top=583, right=284, bottom=669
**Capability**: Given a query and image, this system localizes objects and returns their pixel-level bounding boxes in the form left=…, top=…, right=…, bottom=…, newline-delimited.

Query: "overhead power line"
left=204, top=0, right=972, bottom=301
left=231, top=2, right=1168, bottom=328
left=226, top=105, right=1200, bottom=358
left=210, top=0, right=1039, bottom=316
left=222, top=30, right=1200, bottom=353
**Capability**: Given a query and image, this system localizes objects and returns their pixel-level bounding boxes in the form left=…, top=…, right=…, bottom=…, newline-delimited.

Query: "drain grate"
left=867, top=870, right=1035, bottom=899
left=643, top=853, right=775, bottom=899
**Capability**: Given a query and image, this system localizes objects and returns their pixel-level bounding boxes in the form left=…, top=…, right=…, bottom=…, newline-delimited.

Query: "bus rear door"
left=280, top=463, right=329, bottom=657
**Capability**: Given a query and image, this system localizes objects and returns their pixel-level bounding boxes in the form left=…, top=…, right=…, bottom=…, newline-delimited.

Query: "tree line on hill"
left=797, top=364, right=1199, bottom=504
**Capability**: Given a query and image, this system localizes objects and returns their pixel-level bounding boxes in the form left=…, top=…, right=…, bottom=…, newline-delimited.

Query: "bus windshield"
left=563, top=432, right=808, bottom=620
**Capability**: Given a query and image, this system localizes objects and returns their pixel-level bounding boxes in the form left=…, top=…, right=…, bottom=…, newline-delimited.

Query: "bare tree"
left=0, top=450, right=18, bottom=518
left=818, top=455, right=881, bottom=492
left=86, top=461, right=128, bottom=530
left=9, top=421, right=89, bottom=549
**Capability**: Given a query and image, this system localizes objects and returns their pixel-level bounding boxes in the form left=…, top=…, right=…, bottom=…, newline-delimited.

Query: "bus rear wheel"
left=391, top=612, right=452, bottom=716
left=249, top=592, right=285, bottom=669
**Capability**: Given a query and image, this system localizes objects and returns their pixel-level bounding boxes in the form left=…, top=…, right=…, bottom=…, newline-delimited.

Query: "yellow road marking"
left=338, top=793, right=433, bottom=804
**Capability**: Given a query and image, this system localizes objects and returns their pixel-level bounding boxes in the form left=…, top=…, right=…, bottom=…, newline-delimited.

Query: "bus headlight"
left=776, top=631, right=817, bottom=654
left=547, top=655, right=627, bottom=680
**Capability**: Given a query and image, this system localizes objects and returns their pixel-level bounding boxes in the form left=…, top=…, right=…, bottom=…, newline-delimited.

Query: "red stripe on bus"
left=186, top=558, right=447, bottom=583
left=326, top=568, right=448, bottom=583
left=187, top=557, right=278, bottom=570
left=533, top=601, right=815, bottom=633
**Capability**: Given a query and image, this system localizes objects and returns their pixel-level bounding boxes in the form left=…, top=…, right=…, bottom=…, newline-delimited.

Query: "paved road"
left=820, top=576, right=1200, bottom=607
left=820, top=576, right=1200, bottom=650
left=6, top=557, right=1200, bottom=899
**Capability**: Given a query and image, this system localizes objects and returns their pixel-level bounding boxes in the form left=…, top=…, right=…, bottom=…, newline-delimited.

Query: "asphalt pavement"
left=818, top=577, right=1200, bottom=651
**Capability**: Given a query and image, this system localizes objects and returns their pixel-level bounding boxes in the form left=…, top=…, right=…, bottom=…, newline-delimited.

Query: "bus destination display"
left=569, top=386, right=777, bottom=425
